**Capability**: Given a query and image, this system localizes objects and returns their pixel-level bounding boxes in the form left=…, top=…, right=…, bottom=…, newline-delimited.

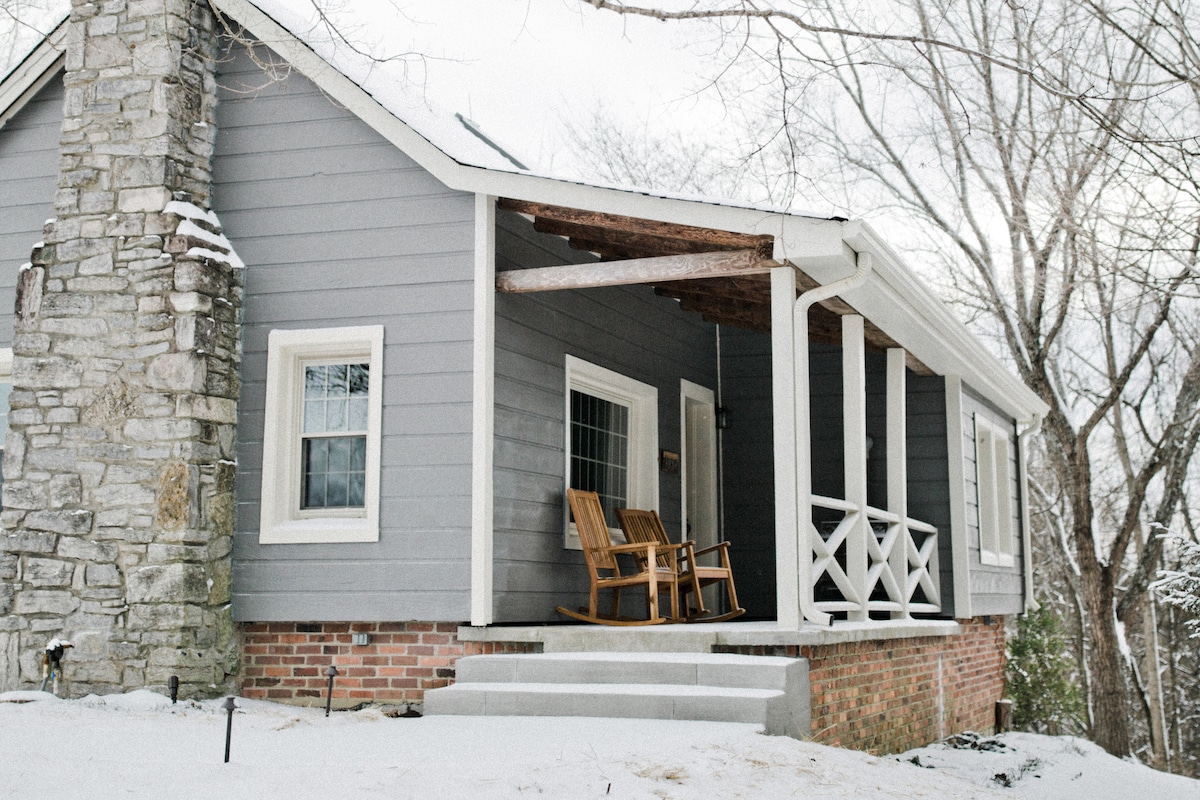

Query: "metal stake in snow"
left=324, top=666, right=339, bottom=717
left=222, top=697, right=237, bottom=763
left=168, top=675, right=179, bottom=704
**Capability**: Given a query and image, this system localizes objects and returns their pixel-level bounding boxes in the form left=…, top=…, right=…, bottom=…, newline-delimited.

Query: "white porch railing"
left=810, top=494, right=941, bottom=618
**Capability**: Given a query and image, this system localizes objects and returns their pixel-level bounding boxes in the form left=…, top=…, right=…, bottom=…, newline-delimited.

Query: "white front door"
left=681, top=380, right=720, bottom=610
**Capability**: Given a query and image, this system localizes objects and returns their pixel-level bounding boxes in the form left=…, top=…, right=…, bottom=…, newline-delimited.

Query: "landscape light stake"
left=325, top=666, right=339, bottom=717
left=168, top=675, right=179, bottom=704
left=222, top=696, right=237, bottom=763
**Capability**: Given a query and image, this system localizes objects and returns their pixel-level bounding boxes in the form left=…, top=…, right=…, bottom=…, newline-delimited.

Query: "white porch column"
left=771, top=265, right=802, bottom=628
left=470, top=194, right=496, bottom=626
left=843, top=315, right=869, bottom=622
left=887, top=347, right=910, bottom=619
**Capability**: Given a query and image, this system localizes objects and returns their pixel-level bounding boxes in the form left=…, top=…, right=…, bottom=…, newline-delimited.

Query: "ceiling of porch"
left=497, top=198, right=924, bottom=365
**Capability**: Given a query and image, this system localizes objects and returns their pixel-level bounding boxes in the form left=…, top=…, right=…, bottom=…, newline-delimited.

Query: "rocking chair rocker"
left=616, top=507, right=745, bottom=622
left=556, top=488, right=687, bottom=625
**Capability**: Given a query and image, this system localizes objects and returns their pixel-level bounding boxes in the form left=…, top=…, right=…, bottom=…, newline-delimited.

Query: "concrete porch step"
left=424, top=652, right=811, bottom=737
left=425, top=681, right=781, bottom=726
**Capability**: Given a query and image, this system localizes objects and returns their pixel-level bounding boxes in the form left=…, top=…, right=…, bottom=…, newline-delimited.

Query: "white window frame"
left=974, top=413, right=1016, bottom=567
left=259, top=326, right=384, bottom=544
left=564, top=355, right=658, bottom=550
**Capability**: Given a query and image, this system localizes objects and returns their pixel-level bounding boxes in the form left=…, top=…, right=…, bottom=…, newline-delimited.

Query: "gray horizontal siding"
left=216, top=40, right=476, bottom=623
left=962, top=382, right=1024, bottom=615
left=906, top=375, right=953, bottom=615
left=492, top=209, right=721, bottom=622
left=0, top=74, right=62, bottom=348
left=716, top=326, right=775, bottom=618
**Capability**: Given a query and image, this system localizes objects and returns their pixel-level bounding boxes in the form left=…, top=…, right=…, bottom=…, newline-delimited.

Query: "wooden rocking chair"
left=616, top=507, right=745, bottom=622
left=556, top=488, right=685, bottom=626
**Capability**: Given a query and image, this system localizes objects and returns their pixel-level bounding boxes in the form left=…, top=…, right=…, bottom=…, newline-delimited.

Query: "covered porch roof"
left=495, top=198, right=932, bottom=375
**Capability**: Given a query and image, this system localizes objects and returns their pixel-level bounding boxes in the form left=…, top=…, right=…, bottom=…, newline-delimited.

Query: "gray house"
left=0, top=0, right=1046, bottom=752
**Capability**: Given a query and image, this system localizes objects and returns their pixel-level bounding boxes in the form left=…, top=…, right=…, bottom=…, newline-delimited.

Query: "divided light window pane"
left=302, top=362, right=369, bottom=510
left=570, top=389, right=629, bottom=525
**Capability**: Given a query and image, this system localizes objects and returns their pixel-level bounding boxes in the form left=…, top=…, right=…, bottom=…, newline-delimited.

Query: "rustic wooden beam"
left=495, top=249, right=777, bottom=294
left=533, top=217, right=740, bottom=259
left=499, top=198, right=775, bottom=256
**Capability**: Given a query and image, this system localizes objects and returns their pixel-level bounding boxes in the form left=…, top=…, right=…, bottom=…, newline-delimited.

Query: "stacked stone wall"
left=0, top=0, right=240, bottom=697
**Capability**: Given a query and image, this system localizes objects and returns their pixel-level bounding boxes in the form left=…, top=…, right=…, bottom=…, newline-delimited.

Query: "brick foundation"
left=241, top=618, right=1005, bottom=753
left=239, top=622, right=540, bottom=706
left=719, top=617, right=1006, bottom=753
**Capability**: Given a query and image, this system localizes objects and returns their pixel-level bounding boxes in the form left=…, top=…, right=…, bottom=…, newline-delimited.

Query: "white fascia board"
left=0, top=20, right=66, bottom=131
left=840, top=222, right=1047, bottom=422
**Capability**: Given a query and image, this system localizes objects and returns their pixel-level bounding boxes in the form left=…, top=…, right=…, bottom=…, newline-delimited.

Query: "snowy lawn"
left=1, top=690, right=1197, bottom=799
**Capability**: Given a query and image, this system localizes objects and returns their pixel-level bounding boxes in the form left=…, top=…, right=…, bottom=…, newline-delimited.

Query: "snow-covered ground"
left=1, top=690, right=1197, bottom=799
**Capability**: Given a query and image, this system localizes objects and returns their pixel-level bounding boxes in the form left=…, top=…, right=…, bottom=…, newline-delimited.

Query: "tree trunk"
left=1079, top=548, right=1133, bottom=755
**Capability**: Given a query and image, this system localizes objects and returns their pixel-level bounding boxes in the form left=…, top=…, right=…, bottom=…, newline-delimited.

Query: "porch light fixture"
left=716, top=407, right=732, bottom=430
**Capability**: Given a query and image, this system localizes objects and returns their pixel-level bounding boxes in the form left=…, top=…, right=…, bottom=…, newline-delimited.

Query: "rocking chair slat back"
left=616, top=506, right=746, bottom=622
left=568, top=488, right=620, bottom=573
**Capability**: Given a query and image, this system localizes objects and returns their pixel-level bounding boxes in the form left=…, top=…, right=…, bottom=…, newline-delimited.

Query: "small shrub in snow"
left=1006, top=604, right=1085, bottom=735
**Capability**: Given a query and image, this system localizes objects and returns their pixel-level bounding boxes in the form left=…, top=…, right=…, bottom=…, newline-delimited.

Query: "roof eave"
left=0, top=17, right=67, bottom=131
left=840, top=221, right=1048, bottom=421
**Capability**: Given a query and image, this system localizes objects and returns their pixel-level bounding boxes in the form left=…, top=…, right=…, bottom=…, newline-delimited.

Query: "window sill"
left=259, top=517, right=378, bottom=545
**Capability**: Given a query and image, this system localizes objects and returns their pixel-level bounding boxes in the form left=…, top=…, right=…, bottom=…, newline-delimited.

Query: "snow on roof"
left=242, top=1, right=832, bottom=221
left=248, top=0, right=536, bottom=175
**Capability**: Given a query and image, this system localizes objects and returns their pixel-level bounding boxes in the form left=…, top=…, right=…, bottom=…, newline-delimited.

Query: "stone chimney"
left=0, top=0, right=241, bottom=697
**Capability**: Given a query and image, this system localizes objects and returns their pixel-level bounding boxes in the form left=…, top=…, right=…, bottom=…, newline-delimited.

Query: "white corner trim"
left=1018, top=415, right=1042, bottom=612
left=945, top=375, right=973, bottom=619
left=470, top=194, right=496, bottom=626
left=258, top=325, right=384, bottom=544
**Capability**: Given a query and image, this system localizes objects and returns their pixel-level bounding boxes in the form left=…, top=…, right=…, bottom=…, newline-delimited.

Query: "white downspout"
left=1017, top=414, right=1042, bottom=612
left=792, top=251, right=874, bottom=626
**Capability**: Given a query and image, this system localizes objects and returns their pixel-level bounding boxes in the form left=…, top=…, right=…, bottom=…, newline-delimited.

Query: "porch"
left=456, top=618, right=961, bottom=653
left=486, top=199, right=950, bottom=629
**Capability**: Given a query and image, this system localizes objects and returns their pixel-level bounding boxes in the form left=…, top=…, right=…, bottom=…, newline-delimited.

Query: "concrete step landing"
left=424, top=652, right=810, bottom=738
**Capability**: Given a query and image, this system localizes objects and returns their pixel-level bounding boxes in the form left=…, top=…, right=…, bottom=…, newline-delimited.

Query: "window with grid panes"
left=564, top=356, right=658, bottom=548
left=259, top=326, right=383, bottom=544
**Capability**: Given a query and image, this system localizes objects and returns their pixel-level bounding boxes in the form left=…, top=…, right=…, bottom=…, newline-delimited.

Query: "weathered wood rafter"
left=498, top=198, right=774, bottom=258
left=532, top=217, right=746, bottom=259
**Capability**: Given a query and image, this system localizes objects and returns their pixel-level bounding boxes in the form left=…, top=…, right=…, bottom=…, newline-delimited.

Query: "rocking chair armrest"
left=604, top=541, right=688, bottom=557
left=691, top=541, right=733, bottom=558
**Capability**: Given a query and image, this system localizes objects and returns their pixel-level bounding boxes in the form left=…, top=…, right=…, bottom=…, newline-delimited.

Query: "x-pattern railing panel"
left=810, top=495, right=940, bottom=616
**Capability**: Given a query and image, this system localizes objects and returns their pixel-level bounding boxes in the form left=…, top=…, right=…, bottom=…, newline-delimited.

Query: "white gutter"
left=1017, top=414, right=1043, bottom=612
left=791, top=251, right=874, bottom=627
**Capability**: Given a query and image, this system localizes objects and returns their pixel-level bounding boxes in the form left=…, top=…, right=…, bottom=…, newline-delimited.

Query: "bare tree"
left=582, top=0, right=1200, bottom=763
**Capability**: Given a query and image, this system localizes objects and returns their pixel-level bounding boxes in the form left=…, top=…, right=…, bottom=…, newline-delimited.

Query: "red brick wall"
left=241, top=618, right=1005, bottom=754
left=720, top=617, right=1006, bottom=753
left=239, top=622, right=539, bottom=706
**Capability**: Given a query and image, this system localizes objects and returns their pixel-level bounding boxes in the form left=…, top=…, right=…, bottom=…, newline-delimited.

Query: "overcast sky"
left=357, top=0, right=731, bottom=173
